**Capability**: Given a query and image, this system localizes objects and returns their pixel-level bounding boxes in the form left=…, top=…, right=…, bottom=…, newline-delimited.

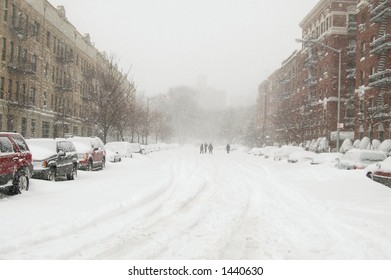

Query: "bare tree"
left=91, top=54, right=134, bottom=143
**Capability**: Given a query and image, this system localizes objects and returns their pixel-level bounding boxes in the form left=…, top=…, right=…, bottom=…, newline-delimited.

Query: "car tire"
left=87, top=160, right=93, bottom=171
left=366, top=172, right=374, bottom=180
left=67, top=166, right=76, bottom=180
left=101, top=158, right=105, bottom=170
left=13, top=170, right=29, bottom=193
left=48, top=167, right=56, bottom=181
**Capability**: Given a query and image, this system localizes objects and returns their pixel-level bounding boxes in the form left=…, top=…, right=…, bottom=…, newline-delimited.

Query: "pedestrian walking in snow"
left=226, top=144, right=230, bottom=154
left=208, top=143, right=213, bottom=154
left=204, top=143, right=208, bottom=153
left=200, top=144, right=204, bottom=154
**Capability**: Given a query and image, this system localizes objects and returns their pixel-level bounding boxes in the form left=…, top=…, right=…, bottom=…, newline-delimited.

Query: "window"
left=360, top=71, right=365, bottom=86
left=3, top=0, right=8, bottom=22
left=30, top=87, right=36, bottom=105
left=46, top=31, right=51, bottom=48
left=30, top=119, right=36, bottom=138
left=42, top=91, right=47, bottom=108
left=1, top=37, right=6, bottom=61
left=0, top=76, right=4, bottom=99
left=21, top=117, right=27, bottom=137
left=31, top=54, right=37, bottom=72
left=42, top=121, right=50, bottom=138
left=9, top=40, right=13, bottom=62
left=15, top=81, right=19, bottom=102
left=33, top=20, right=40, bottom=41
left=11, top=134, right=28, bottom=151
left=0, top=137, right=14, bottom=154
left=361, top=42, right=366, bottom=57
left=44, top=62, right=48, bottom=78
left=7, top=79, right=12, bottom=100
left=22, top=83, right=26, bottom=104
left=7, top=114, right=14, bottom=131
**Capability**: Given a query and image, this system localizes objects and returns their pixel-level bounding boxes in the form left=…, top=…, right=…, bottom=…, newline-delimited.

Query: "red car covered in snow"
left=0, top=132, right=33, bottom=194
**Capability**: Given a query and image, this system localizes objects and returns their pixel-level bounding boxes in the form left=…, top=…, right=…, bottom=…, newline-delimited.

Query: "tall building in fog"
left=196, top=76, right=227, bottom=110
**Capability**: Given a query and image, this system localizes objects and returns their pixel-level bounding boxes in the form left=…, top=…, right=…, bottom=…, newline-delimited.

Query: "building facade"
left=0, top=0, right=133, bottom=139
left=257, top=0, right=391, bottom=148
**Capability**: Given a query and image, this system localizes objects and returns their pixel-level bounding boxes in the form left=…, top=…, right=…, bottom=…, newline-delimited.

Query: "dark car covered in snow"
left=27, top=138, right=78, bottom=181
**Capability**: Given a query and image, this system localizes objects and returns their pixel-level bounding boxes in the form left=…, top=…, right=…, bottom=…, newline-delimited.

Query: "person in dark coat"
left=208, top=143, right=213, bottom=154
left=204, top=143, right=208, bottom=153
left=200, top=144, right=204, bottom=154
left=226, top=144, right=230, bottom=154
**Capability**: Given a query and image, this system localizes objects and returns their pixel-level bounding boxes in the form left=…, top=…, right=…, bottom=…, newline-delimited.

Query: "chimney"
left=57, top=6, right=67, bottom=20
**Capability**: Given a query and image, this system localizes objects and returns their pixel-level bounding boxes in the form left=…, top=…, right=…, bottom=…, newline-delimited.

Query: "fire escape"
left=369, top=0, right=391, bottom=88
left=367, top=0, right=391, bottom=134
left=5, top=14, right=37, bottom=113
left=6, top=16, right=36, bottom=76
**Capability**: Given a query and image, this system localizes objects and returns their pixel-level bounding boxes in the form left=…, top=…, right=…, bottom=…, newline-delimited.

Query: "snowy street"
left=1, top=146, right=391, bottom=260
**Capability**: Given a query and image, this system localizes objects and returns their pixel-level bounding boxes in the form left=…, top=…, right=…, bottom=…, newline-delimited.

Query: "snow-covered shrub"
left=359, top=137, right=370, bottom=149
left=340, top=139, right=353, bottom=153
left=371, top=139, right=381, bottom=150
left=353, top=139, right=361, bottom=148
left=317, top=137, right=329, bottom=153
left=379, top=139, right=391, bottom=155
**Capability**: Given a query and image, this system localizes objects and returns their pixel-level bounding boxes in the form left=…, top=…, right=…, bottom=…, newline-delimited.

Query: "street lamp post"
left=296, top=38, right=342, bottom=150
left=145, top=94, right=168, bottom=145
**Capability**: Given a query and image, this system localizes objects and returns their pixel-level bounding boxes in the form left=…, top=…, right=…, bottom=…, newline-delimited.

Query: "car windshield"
left=27, top=139, right=56, bottom=151
left=360, top=152, right=386, bottom=162
left=70, top=138, right=93, bottom=147
left=26, top=139, right=57, bottom=160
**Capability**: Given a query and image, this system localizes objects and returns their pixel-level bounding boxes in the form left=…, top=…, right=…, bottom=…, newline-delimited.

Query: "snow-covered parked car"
left=311, top=152, right=342, bottom=166
left=273, top=145, right=304, bottom=161
left=259, top=146, right=277, bottom=157
left=248, top=147, right=262, bottom=156
left=27, top=138, right=78, bottom=181
left=264, top=146, right=280, bottom=159
left=365, top=156, right=391, bottom=187
left=335, top=149, right=386, bottom=170
left=287, top=151, right=317, bottom=163
left=106, top=149, right=121, bottom=163
left=105, top=142, right=144, bottom=158
left=68, top=137, right=105, bottom=171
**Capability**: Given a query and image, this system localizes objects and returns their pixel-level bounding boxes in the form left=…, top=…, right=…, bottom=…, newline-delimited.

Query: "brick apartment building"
left=0, top=0, right=134, bottom=139
left=257, top=0, right=391, bottom=148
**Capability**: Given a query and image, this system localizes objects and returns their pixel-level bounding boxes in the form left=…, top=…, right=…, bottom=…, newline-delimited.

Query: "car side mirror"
left=93, top=147, right=99, bottom=151
left=58, top=150, right=66, bottom=157
left=376, top=163, right=381, bottom=168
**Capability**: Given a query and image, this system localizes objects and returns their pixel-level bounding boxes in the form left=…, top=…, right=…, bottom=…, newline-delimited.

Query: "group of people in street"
left=200, top=143, right=213, bottom=154
left=199, top=143, right=231, bottom=154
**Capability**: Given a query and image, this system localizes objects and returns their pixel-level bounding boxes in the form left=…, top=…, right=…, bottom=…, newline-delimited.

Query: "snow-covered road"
left=1, top=147, right=391, bottom=259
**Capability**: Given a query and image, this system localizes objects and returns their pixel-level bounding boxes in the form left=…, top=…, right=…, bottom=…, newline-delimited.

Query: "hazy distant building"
left=196, top=76, right=227, bottom=110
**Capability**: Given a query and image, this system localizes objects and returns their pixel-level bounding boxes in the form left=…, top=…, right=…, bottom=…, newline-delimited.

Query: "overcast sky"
left=48, top=0, right=319, bottom=100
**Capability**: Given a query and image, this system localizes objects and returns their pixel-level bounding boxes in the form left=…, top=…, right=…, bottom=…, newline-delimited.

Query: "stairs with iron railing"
left=369, top=0, right=391, bottom=88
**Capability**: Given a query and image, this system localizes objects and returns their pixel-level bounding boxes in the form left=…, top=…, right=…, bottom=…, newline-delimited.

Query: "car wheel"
left=87, top=160, right=93, bottom=171
left=67, top=167, right=76, bottom=180
left=14, top=170, right=29, bottom=193
left=47, top=167, right=56, bottom=181
left=366, top=172, right=374, bottom=180
left=101, top=158, right=105, bottom=170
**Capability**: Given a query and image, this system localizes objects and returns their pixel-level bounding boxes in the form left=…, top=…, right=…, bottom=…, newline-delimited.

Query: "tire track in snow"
left=0, top=163, right=179, bottom=259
